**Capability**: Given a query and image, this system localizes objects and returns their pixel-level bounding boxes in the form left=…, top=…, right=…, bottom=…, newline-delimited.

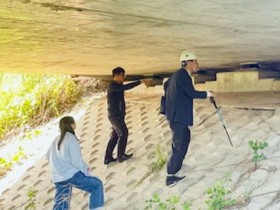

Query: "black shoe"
left=118, top=153, right=133, bottom=163
left=104, top=157, right=117, bottom=165
left=166, top=175, right=186, bottom=187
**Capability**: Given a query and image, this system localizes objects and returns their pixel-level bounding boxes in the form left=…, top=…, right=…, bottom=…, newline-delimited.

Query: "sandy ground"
left=0, top=88, right=280, bottom=210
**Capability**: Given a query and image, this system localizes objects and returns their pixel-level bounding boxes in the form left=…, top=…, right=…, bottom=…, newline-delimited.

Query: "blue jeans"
left=53, top=171, right=104, bottom=210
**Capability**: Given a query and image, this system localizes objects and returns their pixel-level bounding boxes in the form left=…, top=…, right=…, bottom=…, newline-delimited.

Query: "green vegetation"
left=0, top=146, right=27, bottom=177
left=0, top=157, right=12, bottom=177
left=132, top=142, right=167, bottom=188
left=24, top=187, right=38, bottom=210
left=22, top=129, right=42, bottom=141
left=149, top=143, right=167, bottom=173
left=240, top=183, right=259, bottom=203
left=0, top=73, right=84, bottom=140
left=205, top=175, right=237, bottom=210
left=248, top=140, right=268, bottom=169
left=145, top=193, right=192, bottom=210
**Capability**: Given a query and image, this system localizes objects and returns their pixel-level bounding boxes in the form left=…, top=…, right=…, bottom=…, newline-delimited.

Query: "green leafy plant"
left=0, top=146, right=27, bottom=177
left=24, top=187, right=38, bottom=210
left=0, top=157, right=13, bottom=176
left=248, top=140, right=268, bottom=169
left=205, top=175, right=237, bottom=210
left=145, top=193, right=192, bottom=210
left=181, top=201, right=192, bottom=210
left=149, top=143, right=167, bottom=173
left=22, top=129, right=42, bottom=141
left=12, top=146, right=27, bottom=163
left=132, top=142, right=167, bottom=188
left=0, top=74, right=84, bottom=140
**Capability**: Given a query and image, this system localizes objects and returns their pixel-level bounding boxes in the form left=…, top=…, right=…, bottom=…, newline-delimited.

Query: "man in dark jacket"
left=164, top=51, right=215, bottom=186
left=104, top=67, right=142, bottom=164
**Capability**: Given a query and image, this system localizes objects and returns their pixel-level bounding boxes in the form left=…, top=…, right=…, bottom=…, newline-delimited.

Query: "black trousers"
left=167, top=121, right=191, bottom=175
left=105, top=115, right=128, bottom=159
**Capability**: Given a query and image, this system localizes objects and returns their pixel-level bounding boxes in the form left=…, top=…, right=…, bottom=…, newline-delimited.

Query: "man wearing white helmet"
left=163, top=51, right=215, bottom=186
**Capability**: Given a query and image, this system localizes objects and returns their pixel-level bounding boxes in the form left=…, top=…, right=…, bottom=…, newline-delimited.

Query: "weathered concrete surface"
left=195, top=70, right=280, bottom=92
left=1, top=86, right=280, bottom=209
left=1, top=0, right=280, bottom=75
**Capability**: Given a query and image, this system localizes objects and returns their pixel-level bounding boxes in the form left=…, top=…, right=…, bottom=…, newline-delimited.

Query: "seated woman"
left=47, top=116, right=104, bottom=210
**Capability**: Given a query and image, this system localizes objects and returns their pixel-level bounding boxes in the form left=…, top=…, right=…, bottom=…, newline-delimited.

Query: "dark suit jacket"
left=107, top=80, right=141, bottom=117
left=165, top=68, right=207, bottom=126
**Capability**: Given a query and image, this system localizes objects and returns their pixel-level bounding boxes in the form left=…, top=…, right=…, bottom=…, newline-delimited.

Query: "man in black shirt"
left=104, top=67, right=142, bottom=164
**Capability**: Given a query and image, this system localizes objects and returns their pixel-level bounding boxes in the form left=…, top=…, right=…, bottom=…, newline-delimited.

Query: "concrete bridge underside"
left=1, top=0, right=280, bottom=76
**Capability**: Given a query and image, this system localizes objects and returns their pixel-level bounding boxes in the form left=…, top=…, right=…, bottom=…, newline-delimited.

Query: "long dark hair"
left=58, top=116, right=76, bottom=150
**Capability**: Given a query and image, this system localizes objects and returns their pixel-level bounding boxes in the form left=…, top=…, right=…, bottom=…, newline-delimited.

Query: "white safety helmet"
left=180, top=51, right=197, bottom=62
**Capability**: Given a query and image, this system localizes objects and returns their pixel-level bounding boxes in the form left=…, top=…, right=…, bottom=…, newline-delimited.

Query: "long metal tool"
left=210, top=97, right=233, bottom=147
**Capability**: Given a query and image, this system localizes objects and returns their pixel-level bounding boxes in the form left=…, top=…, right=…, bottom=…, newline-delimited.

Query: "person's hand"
left=140, top=79, right=147, bottom=84
left=140, top=79, right=152, bottom=86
